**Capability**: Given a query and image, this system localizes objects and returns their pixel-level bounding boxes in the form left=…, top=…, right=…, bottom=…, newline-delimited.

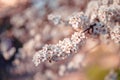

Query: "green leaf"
left=86, top=65, right=109, bottom=80
left=115, top=69, right=120, bottom=80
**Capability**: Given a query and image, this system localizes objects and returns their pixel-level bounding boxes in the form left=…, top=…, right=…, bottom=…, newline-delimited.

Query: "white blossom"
left=32, top=32, right=86, bottom=66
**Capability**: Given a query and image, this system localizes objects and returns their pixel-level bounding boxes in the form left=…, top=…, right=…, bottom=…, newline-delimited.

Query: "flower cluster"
left=98, top=5, right=120, bottom=25
left=32, top=31, right=86, bottom=66
left=48, top=14, right=62, bottom=25
left=69, top=12, right=89, bottom=31
left=110, top=25, right=120, bottom=43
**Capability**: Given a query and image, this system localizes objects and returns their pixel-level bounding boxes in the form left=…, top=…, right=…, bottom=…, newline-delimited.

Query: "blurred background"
left=0, top=0, right=120, bottom=80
